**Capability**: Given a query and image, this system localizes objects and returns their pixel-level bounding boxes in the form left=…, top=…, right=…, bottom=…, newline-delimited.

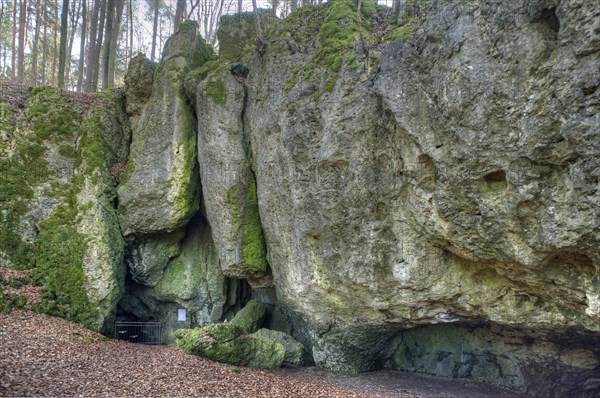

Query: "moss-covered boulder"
left=231, top=298, right=266, bottom=333
left=175, top=322, right=286, bottom=370
left=251, top=328, right=307, bottom=365
left=118, top=21, right=213, bottom=235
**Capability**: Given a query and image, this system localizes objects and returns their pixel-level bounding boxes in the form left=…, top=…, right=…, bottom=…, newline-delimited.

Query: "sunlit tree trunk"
left=76, top=0, right=86, bottom=91
left=40, top=0, right=47, bottom=84
left=51, top=2, right=58, bottom=85
left=11, top=0, right=16, bottom=79
left=90, top=0, right=105, bottom=90
left=103, top=0, right=123, bottom=89
left=101, top=0, right=114, bottom=89
left=150, top=0, right=158, bottom=61
left=66, top=0, right=81, bottom=86
left=31, top=0, right=42, bottom=85
left=58, top=0, right=69, bottom=88
left=84, top=0, right=99, bottom=92
left=16, top=0, right=26, bottom=83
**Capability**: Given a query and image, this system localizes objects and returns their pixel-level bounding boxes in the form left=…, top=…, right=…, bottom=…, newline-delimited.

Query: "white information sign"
left=177, top=308, right=187, bottom=322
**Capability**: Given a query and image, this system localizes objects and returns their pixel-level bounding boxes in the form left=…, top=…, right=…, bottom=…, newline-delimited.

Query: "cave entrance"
left=113, top=321, right=163, bottom=345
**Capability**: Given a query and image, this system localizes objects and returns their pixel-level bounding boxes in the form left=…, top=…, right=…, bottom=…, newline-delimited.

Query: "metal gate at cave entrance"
left=113, top=321, right=163, bottom=345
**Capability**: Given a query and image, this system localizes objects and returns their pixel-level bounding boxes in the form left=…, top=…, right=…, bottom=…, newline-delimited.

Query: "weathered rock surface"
left=194, top=66, right=269, bottom=279
left=123, top=53, right=155, bottom=128
left=251, top=328, right=307, bottom=365
left=118, top=21, right=211, bottom=235
left=231, top=298, right=266, bottom=333
left=0, top=86, right=128, bottom=331
left=3, top=0, right=599, bottom=395
left=127, top=231, right=184, bottom=286
left=183, top=0, right=599, bottom=394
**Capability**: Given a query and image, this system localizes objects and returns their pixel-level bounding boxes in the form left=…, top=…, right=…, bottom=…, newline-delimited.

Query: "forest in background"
left=0, top=0, right=375, bottom=91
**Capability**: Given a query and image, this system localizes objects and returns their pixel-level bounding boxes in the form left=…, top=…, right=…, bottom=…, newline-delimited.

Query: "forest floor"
left=0, top=268, right=526, bottom=397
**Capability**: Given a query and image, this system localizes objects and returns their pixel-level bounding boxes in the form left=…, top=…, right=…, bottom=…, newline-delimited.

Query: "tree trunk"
left=173, top=0, right=184, bottom=32
left=76, top=0, right=86, bottom=91
left=84, top=0, right=99, bottom=92
left=90, top=0, right=105, bottom=90
left=31, top=0, right=42, bottom=85
left=58, top=0, right=69, bottom=88
left=105, top=0, right=123, bottom=88
left=290, top=0, right=297, bottom=12
left=66, top=0, right=81, bottom=86
left=150, top=0, right=159, bottom=62
left=128, top=0, right=132, bottom=56
left=392, top=0, right=402, bottom=19
left=17, top=0, right=26, bottom=83
left=51, top=2, right=58, bottom=85
left=40, top=0, right=47, bottom=84
left=11, top=0, right=16, bottom=79
left=271, top=0, right=278, bottom=17
left=101, top=0, right=114, bottom=89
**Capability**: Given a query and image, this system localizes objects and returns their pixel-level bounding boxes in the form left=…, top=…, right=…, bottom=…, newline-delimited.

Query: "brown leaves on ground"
left=0, top=268, right=42, bottom=310
left=0, top=310, right=416, bottom=397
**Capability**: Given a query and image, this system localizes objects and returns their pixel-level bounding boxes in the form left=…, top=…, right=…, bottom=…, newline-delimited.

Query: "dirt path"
left=0, top=309, right=528, bottom=397
left=281, top=366, right=528, bottom=398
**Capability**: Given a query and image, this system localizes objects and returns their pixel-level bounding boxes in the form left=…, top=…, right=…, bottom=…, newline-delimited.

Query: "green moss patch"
left=241, top=174, right=267, bottom=274
left=0, top=285, right=28, bottom=314
left=32, top=199, right=99, bottom=330
left=0, top=86, right=126, bottom=330
left=206, top=79, right=227, bottom=105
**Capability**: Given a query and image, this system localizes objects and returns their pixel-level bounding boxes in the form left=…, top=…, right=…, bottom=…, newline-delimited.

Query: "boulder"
left=175, top=323, right=285, bottom=370
left=251, top=328, right=307, bottom=366
left=231, top=299, right=266, bottom=333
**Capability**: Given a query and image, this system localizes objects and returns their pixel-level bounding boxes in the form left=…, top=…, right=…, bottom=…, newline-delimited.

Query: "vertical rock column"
left=194, top=65, right=268, bottom=281
left=119, top=21, right=212, bottom=236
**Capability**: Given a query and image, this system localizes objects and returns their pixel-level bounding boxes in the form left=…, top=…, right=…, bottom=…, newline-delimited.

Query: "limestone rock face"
left=123, top=53, right=154, bottom=128
left=251, top=328, right=307, bottom=365
left=0, top=86, right=128, bottom=331
left=149, top=216, right=229, bottom=326
left=127, top=231, right=184, bottom=287
left=194, top=67, right=268, bottom=279
left=186, top=0, right=600, bottom=392
left=118, top=21, right=211, bottom=235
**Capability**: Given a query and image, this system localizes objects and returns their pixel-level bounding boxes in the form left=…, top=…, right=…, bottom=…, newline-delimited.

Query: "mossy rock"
left=251, top=328, right=307, bottom=365
left=175, top=322, right=286, bottom=370
left=231, top=299, right=266, bottom=333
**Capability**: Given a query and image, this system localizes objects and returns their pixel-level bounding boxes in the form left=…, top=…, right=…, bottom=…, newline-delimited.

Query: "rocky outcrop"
left=175, top=299, right=288, bottom=369
left=118, top=21, right=211, bottom=235
left=251, top=328, right=307, bottom=366
left=127, top=231, right=184, bottom=286
left=0, top=86, right=128, bottom=331
left=180, top=0, right=599, bottom=394
left=2, top=0, right=599, bottom=395
left=193, top=64, right=269, bottom=279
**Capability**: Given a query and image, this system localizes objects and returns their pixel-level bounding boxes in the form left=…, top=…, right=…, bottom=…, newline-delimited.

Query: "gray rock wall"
left=176, top=0, right=599, bottom=394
